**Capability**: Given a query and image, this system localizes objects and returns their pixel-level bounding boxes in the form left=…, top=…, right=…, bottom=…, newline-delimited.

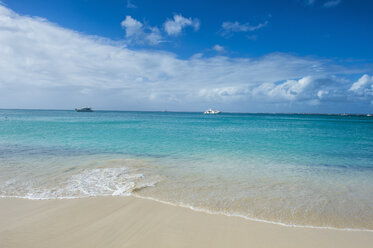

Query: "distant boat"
left=204, top=109, right=221, bottom=114
left=75, top=107, right=93, bottom=112
left=367, top=114, right=372, bottom=117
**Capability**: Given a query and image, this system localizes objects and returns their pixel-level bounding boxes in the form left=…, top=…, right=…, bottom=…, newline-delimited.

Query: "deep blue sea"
left=1, top=109, right=373, bottom=230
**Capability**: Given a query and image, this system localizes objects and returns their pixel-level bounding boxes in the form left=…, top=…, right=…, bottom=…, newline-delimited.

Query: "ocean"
left=0, top=109, right=373, bottom=230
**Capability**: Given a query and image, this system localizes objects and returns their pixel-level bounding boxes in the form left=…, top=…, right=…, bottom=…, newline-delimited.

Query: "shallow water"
left=1, top=109, right=373, bottom=230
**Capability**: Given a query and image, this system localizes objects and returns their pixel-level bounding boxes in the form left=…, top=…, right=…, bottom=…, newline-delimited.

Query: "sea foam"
left=0, top=166, right=160, bottom=200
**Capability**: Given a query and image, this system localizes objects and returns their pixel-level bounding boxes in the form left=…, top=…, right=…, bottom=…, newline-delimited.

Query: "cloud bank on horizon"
left=0, top=4, right=372, bottom=113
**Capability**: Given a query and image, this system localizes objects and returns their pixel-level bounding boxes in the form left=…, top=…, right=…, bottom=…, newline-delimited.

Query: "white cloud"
left=164, top=14, right=200, bottom=36
left=0, top=5, right=371, bottom=112
left=121, top=16, right=143, bottom=37
left=349, top=74, right=373, bottom=96
left=221, top=20, right=268, bottom=36
left=121, top=16, right=163, bottom=45
left=323, top=0, right=341, bottom=7
left=213, top=44, right=225, bottom=52
left=199, top=75, right=369, bottom=108
left=252, top=76, right=314, bottom=101
left=251, top=76, right=357, bottom=105
left=121, top=14, right=199, bottom=44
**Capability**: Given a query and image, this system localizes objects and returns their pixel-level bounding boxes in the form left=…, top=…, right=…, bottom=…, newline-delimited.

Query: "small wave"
left=0, top=166, right=161, bottom=200
left=66, top=167, right=146, bottom=196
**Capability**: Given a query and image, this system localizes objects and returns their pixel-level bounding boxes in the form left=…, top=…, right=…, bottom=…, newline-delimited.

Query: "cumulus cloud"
left=250, top=76, right=352, bottom=105
left=253, top=76, right=314, bottom=101
left=198, top=75, right=372, bottom=110
left=0, top=5, right=371, bottom=112
left=121, top=14, right=199, bottom=44
left=221, top=20, right=268, bottom=37
left=121, top=16, right=163, bottom=45
left=349, top=74, right=373, bottom=97
left=163, top=14, right=200, bottom=36
left=121, top=16, right=142, bottom=37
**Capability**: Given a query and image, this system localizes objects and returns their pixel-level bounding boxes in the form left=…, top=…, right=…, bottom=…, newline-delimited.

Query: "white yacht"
left=204, top=109, right=221, bottom=114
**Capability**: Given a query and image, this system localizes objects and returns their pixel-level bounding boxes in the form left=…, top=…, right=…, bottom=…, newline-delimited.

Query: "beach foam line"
left=131, top=194, right=373, bottom=233
left=1, top=193, right=373, bottom=232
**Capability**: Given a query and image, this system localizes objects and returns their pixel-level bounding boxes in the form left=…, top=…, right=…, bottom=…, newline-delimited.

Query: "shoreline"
left=1, top=196, right=373, bottom=248
left=2, top=194, right=372, bottom=233
left=132, top=194, right=373, bottom=233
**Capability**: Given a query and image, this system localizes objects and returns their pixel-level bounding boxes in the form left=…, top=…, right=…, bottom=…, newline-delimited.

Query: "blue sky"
left=0, top=0, right=373, bottom=113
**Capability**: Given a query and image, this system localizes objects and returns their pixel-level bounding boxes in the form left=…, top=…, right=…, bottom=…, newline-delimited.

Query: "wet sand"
left=1, top=196, right=372, bottom=248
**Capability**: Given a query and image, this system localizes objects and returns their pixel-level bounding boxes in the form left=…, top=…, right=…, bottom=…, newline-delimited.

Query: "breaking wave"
left=0, top=166, right=161, bottom=200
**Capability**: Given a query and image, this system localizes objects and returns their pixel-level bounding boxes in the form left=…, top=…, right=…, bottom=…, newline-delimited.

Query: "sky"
left=0, top=0, right=372, bottom=113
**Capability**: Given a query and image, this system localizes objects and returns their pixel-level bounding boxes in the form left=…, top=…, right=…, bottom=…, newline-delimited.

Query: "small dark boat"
left=75, top=107, right=93, bottom=112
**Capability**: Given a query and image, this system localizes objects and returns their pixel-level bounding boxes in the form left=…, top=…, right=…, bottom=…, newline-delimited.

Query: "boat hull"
left=75, top=108, right=93, bottom=112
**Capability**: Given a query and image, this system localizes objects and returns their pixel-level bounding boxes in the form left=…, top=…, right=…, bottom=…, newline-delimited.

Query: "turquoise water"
left=1, top=109, right=373, bottom=230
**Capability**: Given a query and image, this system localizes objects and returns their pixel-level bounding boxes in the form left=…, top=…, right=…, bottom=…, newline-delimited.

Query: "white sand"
left=1, top=196, right=372, bottom=248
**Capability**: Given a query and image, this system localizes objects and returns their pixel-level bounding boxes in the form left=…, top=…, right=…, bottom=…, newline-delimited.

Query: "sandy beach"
left=1, top=196, right=372, bottom=248
left=1, top=0, right=373, bottom=247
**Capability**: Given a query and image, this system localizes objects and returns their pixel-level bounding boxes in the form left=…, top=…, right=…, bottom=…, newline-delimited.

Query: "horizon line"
left=0, top=108, right=372, bottom=116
